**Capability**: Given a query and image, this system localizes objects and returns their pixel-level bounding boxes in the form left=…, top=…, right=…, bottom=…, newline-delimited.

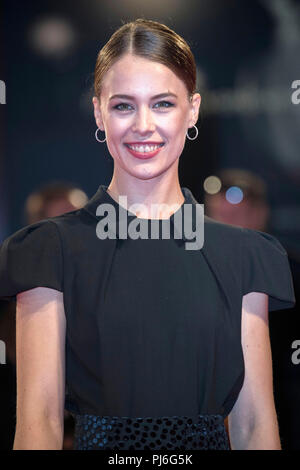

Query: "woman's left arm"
left=228, top=292, right=281, bottom=450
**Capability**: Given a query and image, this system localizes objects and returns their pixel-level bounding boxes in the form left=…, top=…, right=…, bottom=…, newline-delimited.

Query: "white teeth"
left=127, top=144, right=163, bottom=153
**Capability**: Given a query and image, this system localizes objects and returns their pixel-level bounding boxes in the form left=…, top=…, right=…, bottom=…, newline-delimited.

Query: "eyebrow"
left=109, top=92, right=178, bottom=101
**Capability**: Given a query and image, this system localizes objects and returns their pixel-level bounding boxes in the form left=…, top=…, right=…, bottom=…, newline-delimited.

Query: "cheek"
left=167, top=121, right=188, bottom=151
left=163, top=111, right=188, bottom=137
left=105, top=116, right=132, bottom=140
left=105, top=119, right=130, bottom=160
left=106, top=115, right=132, bottom=138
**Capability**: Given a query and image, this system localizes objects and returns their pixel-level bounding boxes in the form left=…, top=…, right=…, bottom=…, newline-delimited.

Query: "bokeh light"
left=28, top=16, right=77, bottom=58
left=68, top=189, right=88, bottom=207
left=225, top=186, right=244, bottom=204
left=203, top=175, right=222, bottom=195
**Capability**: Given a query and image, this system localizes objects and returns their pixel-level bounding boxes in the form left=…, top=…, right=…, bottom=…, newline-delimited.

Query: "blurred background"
left=0, top=0, right=299, bottom=450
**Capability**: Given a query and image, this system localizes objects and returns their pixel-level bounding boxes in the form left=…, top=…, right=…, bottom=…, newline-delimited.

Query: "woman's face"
left=93, top=53, right=201, bottom=181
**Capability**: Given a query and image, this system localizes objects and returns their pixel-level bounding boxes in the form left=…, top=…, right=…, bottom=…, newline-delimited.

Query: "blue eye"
left=113, top=101, right=174, bottom=111
left=113, top=103, right=133, bottom=111
left=154, top=101, right=174, bottom=108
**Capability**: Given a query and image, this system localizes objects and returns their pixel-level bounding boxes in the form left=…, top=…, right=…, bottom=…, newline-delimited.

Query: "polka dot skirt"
left=73, top=414, right=230, bottom=450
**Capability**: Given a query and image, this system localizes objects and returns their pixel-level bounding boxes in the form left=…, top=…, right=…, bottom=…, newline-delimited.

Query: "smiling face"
left=92, top=53, right=201, bottom=181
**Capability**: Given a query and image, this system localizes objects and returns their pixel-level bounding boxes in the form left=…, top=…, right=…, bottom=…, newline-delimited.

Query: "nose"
left=132, top=105, right=155, bottom=135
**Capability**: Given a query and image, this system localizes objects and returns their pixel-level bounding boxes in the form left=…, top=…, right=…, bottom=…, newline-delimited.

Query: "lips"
left=124, top=142, right=165, bottom=160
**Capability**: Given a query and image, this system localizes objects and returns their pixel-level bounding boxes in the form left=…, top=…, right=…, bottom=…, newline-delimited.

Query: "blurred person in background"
left=204, top=169, right=270, bottom=232
left=24, top=181, right=88, bottom=225
left=0, top=181, right=88, bottom=450
left=204, top=168, right=300, bottom=450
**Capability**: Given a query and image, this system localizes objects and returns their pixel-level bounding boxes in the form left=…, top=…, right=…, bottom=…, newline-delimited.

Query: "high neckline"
left=82, top=184, right=200, bottom=241
left=102, top=185, right=187, bottom=222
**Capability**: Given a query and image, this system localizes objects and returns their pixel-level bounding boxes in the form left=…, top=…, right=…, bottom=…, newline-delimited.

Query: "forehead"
left=100, top=54, right=188, bottom=99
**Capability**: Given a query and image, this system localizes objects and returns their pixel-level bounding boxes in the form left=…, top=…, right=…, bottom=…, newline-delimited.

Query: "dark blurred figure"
left=24, top=180, right=88, bottom=225
left=205, top=169, right=270, bottom=231
left=205, top=168, right=300, bottom=450
left=0, top=181, right=88, bottom=450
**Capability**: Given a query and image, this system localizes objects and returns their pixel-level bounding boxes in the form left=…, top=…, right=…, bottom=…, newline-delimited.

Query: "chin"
left=114, top=158, right=166, bottom=180
left=128, top=167, right=166, bottom=181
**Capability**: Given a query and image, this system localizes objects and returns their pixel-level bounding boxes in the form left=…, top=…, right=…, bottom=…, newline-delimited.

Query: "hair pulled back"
left=94, top=19, right=197, bottom=100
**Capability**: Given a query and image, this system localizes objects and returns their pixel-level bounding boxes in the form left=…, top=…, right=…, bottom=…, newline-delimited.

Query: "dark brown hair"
left=94, top=19, right=197, bottom=100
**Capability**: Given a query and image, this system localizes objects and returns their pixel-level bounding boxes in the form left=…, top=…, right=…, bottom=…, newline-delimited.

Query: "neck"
left=106, top=171, right=185, bottom=219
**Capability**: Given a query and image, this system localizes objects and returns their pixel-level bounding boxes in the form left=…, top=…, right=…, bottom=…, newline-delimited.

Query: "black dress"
left=0, top=185, right=296, bottom=450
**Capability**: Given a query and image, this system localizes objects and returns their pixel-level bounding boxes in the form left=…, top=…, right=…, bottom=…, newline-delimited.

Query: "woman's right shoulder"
left=0, top=214, right=80, bottom=302
left=0, top=208, right=103, bottom=302
left=1, top=208, right=90, bottom=253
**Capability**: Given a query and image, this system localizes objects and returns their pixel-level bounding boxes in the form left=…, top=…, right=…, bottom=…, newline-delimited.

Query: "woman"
left=0, top=19, right=295, bottom=450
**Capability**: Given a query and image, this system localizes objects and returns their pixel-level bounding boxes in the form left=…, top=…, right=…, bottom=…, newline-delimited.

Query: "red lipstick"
left=124, top=142, right=165, bottom=160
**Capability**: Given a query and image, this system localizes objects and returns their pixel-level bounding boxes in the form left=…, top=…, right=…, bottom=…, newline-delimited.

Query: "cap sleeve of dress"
left=0, top=220, right=63, bottom=301
left=242, top=227, right=296, bottom=311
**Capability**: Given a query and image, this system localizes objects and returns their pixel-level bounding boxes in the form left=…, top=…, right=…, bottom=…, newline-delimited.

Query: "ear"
left=188, top=93, right=201, bottom=128
left=92, top=96, right=105, bottom=130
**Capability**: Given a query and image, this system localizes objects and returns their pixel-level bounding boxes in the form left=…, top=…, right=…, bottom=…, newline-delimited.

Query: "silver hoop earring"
left=186, top=125, right=198, bottom=141
left=95, top=128, right=106, bottom=143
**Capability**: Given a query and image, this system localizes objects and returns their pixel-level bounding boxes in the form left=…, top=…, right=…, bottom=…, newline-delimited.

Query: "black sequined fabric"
left=73, top=413, right=230, bottom=450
